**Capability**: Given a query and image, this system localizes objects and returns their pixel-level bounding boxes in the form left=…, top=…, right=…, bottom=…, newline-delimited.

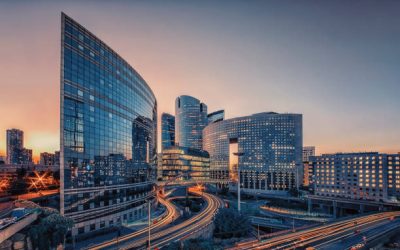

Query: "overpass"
left=249, top=216, right=291, bottom=230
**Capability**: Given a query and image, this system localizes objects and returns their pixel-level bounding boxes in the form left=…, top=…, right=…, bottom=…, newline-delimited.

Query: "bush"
left=213, top=208, right=251, bottom=239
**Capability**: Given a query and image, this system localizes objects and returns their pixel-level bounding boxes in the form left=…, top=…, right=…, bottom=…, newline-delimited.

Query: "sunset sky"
left=1, top=1, right=400, bottom=161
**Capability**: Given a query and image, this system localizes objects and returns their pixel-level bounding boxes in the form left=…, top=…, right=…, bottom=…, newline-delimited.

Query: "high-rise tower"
left=175, top=95, right=207, bottom=150
left=60, top=13, right=157, bottom=236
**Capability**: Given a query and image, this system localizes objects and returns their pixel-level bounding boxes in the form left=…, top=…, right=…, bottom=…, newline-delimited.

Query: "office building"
left=207, top=110, right=224, bottom=124
left=6, top=129, right=33, bottom=165
left=387, top=154, right=400, bottom=199
left=203, top=112, right=303, bottom=194
left=61, top=13, right=157, bottom=236
left=161, top=113, right=175, bottom=151
left=160, top=146, right=210, bottom=181
left=6, top=129, right=24, bottom=164
left=40, top=152, right=57, bottom=166
left=310, top=153, right=389, bottom=202
left=55, top=151, right=60, bottom=166
left=175, top=95, right=207, bottom=150
left=303, top=146, right=315, bottom=162
left=20, top=148, right=33, bottom=165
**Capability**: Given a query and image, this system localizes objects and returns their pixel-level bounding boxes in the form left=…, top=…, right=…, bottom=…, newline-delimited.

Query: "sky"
left=0, top=0, right=399, bottom=161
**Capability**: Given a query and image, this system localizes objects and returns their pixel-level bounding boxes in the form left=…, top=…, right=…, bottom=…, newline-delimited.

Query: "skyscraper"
left=203, top=112, right=303, bottom=193
left=161, top=113, right=175, bottom=151
left=6, top=129, right=26, bottom=164
left=60, top=13, right=157, bottom=236
left=175, top=95, right=207, bottom=150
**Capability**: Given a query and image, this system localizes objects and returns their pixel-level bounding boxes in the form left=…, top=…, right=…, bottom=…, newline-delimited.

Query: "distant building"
left=20, top=148, right=33, bottom=165
left=207, top=110, right=224, bottom=124
left=6, top=129, right=23, bottom=164
left=161, top=113, right=175, bottom=151
left=54, top=151, right=60, bottom=166
left=310, top=152, right=397, bottom=202
left=40, top=152, right=57, bottom=166
left=160, top=146, right=210, bottom=182
left=6, top=129, right=32, bottom=165
left=387, top=154, right=400, bottom=199
left=175, top=95, right=208, bottom=150
left=303, top=146, right=315, bottom=162
left=303, top=161, right=312, bottom=187
left=203, top=112, right=303, bottom=193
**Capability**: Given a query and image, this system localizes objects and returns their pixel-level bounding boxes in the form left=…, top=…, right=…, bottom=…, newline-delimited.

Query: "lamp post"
left=233, top=152, right=244, bottom=213
left=147, top=199, right=151, bottom=250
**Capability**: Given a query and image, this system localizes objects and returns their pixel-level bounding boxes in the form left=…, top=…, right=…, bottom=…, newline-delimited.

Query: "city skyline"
left=1, top=1, right=400, bottom=161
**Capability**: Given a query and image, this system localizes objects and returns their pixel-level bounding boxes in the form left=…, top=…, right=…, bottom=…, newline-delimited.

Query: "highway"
left=119, top=189, right=223, bottom=249
left=312, top=215, right=400, bottom=250
left=229, top=211, right=400, bottom=250
left=87, top=196, right=179, bottom=250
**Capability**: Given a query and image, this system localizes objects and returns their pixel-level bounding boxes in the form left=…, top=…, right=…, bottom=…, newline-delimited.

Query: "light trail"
left=87, top=196, right=178, bottom=250
left=120, top=189, right=223, bottom=249
left=229, top=211, right=400, bottom=250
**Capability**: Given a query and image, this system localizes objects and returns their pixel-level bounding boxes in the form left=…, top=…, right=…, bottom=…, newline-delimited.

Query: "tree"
left=29, top=209, right=74, bottom=250
left=213, top=208, right=251, bottom=239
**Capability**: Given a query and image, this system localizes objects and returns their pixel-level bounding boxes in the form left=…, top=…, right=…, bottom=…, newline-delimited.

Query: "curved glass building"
left=61, top=13, right=157, bottom=236
left=175, top=95, right=207, bottom=150
left=203, top=112, right=302, bottom=194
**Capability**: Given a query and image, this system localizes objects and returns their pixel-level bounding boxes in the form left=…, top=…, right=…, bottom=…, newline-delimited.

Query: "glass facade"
left=203, top=112, right=302, bottom=193
left=60, top=13, right=157, bottom=235
left=160, top=146, right=210, bottom=181
left=175, top=95, right=207, bottom=150
left=207, top=110, right=225, bottom=124
left=161, top=113, right=175, bottom=151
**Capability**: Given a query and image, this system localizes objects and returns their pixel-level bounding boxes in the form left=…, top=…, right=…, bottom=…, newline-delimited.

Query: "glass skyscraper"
left=175, top=95, right=207, bottom=150
left=161, top=113, right=175, bottom=151
left=203, top=112, right=302, bottom=193
left=60, top=13, right=157, bottom=236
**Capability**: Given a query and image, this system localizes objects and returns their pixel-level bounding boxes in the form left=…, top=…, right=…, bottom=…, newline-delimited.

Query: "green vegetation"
left=28, top=208, right=74, bottom=250
left=213, top=208, right=251, bottom=239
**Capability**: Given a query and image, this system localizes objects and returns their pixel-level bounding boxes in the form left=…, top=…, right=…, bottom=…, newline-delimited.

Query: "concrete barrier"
left=0, top=213, right=38, bottom=244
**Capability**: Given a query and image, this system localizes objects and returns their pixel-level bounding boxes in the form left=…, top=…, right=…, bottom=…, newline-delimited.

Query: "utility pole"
left=292, top=218, right=295, bottom=232
left=148, top=200, right=151, bottom=250
left=234, top=152, right=244, bottom=213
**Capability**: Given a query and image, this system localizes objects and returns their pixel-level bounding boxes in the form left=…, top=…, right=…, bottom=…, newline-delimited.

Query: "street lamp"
left=233, top=152, right=244, bottom=213
left=146, top=198, right=152, bottom=250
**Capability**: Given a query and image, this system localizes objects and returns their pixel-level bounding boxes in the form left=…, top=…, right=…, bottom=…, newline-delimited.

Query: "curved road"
left=120, top=190, right=223, bottom=249
left=88, top=196, right=178, bottom=250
